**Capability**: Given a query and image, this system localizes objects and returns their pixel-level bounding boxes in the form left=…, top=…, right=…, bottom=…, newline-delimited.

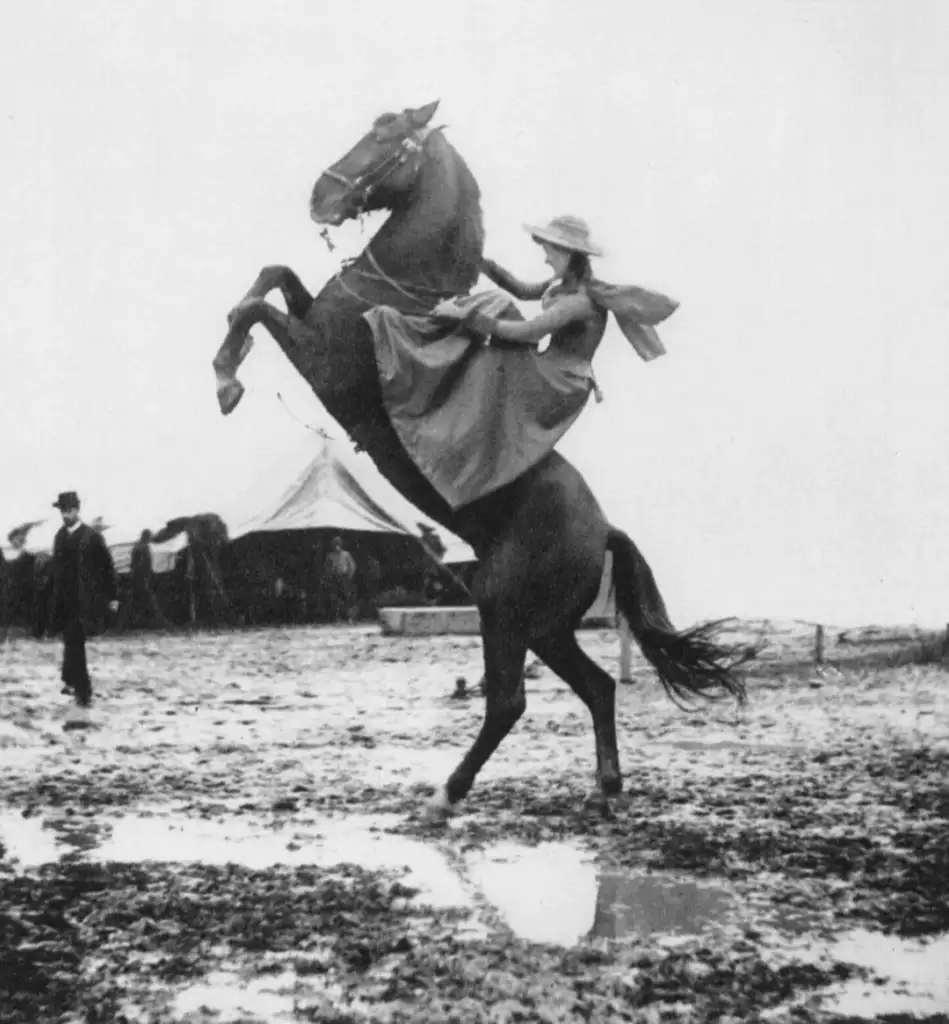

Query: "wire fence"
left=617, top=616, right=949, bottom=683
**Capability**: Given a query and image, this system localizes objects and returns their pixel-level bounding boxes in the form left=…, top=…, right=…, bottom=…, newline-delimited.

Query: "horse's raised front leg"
left=212, top=297, right=295, bottom=414
left=433, top=609, right=528, bottom=815
left=213, top=266, right=313, bottom=415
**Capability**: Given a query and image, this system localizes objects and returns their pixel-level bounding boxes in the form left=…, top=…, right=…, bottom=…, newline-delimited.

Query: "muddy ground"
left=1, top=625, right=947, bottom=1023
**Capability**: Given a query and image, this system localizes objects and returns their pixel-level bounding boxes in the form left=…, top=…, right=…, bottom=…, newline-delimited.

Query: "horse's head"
left=310, top=101, right=440, bottom=226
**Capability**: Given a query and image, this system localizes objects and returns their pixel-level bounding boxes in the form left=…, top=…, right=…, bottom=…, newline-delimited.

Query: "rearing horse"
left=212, top=100, right=749, bottom=814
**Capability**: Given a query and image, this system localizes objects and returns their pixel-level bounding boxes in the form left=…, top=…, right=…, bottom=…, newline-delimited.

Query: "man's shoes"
left=63, top=704, right=95, bottom=731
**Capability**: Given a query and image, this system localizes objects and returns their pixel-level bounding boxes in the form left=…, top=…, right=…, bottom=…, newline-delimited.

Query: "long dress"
left=363, top=282, right=609, bottom=509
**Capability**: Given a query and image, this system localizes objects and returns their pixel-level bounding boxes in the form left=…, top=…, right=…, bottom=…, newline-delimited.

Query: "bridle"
left=318, top=123, right=438, bottom=218
left=317, top=122, right=453, bottom=309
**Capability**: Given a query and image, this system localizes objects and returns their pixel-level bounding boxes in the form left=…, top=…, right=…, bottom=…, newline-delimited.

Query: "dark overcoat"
left=50, top=524, right=118, bottom=635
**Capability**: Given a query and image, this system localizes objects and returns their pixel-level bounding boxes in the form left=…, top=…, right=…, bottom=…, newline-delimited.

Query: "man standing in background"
left=121, top=528, right=172, bottom=631
left=363, top=554, right=382, bottom=614
left=323, top=535, right=357, bottom=623
left=0, top=547, right=7, bottom=643
left=49, top=492, right=119, bottom=728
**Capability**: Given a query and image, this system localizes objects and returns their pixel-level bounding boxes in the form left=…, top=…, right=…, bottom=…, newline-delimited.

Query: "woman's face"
left=539, top=241, right=572, bottom=276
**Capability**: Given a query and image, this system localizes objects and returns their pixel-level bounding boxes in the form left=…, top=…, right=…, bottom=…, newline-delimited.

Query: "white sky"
left=1, top=0, right=947, bottom=626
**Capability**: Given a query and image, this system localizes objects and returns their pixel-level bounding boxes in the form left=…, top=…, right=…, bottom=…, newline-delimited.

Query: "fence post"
left=815, top=624, right=825, bottom=665
left=619, top=614, right=633, bottom=684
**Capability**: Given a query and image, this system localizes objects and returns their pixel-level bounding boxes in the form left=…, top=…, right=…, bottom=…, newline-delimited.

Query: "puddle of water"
left=170, top=967, right=377, bottom=1023
left=466, top=841, right=600, bottom=945
left=1, top=809, right=469, bottom=909
left=173, top=969, right=299, bottom=1023
left=465, top=841, right=735, bottom=945
left=0, top=811, right=62, bottom=869
left=90, top=814, right=471, bottom=910
left=3, top=808, right=745, bottom=947
left=590, top=871, right=735, bottom=941
left=824, top=930, right=949, bottom=1018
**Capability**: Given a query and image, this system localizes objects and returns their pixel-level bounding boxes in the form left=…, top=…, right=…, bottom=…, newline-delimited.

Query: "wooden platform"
left=379, top=552, right=618, bottom=637
left=378, top=606, right=482, bottom=636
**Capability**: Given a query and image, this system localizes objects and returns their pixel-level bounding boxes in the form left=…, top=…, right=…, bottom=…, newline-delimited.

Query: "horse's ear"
left=409, top=100, right=440, bottom=127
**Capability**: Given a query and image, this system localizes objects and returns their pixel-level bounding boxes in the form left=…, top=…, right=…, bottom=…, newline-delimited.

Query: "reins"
left=329, top=246, right=451, bottom=314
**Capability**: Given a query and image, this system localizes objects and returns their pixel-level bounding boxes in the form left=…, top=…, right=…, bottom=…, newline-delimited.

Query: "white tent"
left=221, top=431, right=475, bottom=564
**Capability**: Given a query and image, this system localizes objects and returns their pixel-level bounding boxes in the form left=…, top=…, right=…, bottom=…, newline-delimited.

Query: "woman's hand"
left=431, top=299, right=468, bottom=320
left=431, top=300, right=495, bottom=340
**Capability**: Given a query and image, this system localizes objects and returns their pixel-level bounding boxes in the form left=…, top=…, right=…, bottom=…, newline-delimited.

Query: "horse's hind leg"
left=437, top=611, right=529, bottom=811
left=531, top=631, right=622, bottom=797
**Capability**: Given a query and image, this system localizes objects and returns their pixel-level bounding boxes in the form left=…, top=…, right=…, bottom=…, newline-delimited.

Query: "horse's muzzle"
left=310, top=205, right=345, bottom=228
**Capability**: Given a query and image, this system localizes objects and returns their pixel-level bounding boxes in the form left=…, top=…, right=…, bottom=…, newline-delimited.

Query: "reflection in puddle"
left=466, top=841, right=735, bottom=945
left=590, top=871, right=734, bottom=941
left=467, top=841, right=599, bottom=945
left=0, top=809, right=804, bottom=952
left=1, top=809, right=744, bottom=946
left=825, top=930, right=949, bottom=1018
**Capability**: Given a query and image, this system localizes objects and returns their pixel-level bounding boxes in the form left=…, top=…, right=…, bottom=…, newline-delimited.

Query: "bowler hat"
left=523, top=214, right=604, bottom=257
left=53, top=491, right=80, bottom=511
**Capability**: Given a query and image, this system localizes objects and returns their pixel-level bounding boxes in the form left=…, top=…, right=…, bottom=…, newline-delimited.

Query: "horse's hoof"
left=582, top=789, right=613, bottom=816
left=427, top=785, right=457, bottom=821
left=605, top=792, right=633, bottom=812
left=600, top=775, right=623, bottom=799
left=217, top=379, right=245, bottom=416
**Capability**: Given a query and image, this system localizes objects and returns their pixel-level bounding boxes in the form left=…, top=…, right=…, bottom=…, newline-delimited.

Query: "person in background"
left=121, top=529, right=172, bottom=631
left=0, top=547, right=7, bottom=643
left=49, top=492, right=118, bottom=727
left=363, top=554, right=382, bottom=614
left=32, top=553, right=54, bottom=638
left=323, top=535, right=357, bottom=623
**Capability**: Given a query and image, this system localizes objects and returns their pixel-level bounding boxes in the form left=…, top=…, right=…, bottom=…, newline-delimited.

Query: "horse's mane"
left=431, top=132, right=484, bottom=290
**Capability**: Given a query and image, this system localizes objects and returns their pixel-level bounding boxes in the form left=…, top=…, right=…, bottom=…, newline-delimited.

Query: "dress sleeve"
left=480, top=258, right=551, bottom=302
left=490, top=290, right=594, bottom=345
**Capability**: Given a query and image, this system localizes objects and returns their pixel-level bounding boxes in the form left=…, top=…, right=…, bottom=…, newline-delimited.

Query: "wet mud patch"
left=0, top=858, right=460, bottom=1024
left=396, top=736, right=949, bottom=939
left=3, top=628, right=949, bottom=1020
left=0, top=856, right=869, bottom=1024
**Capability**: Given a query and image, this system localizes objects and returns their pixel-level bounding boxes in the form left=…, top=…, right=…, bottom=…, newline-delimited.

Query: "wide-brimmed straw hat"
left=523, top=214, right=604, bottom=257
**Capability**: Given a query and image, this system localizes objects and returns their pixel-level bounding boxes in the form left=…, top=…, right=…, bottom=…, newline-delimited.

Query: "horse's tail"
left=607, top=527, right=752, bottom=707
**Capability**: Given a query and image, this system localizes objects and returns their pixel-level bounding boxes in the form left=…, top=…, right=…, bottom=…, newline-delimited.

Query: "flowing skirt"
left=364, top=291, right=593, bottom=509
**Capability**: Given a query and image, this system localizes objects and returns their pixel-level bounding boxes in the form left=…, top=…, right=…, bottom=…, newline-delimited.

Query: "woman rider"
left=363, top=214, right=676, bottom=510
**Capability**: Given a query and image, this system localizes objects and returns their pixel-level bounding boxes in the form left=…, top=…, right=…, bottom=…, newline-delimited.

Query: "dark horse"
left=212, top=101, right=750, bottom=813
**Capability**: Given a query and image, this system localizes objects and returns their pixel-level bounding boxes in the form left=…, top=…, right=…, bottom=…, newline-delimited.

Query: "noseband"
left=320, top=125, right=436, bottom=215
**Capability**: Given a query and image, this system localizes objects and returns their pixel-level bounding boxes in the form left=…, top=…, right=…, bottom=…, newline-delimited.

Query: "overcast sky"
left=2, top=0, right=947, bottom=626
